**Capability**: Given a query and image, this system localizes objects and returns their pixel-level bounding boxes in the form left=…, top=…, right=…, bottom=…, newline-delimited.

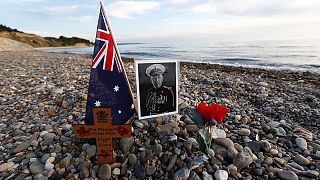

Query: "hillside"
left=0, top=37, right=33, bottom=51
left=0, top=24, right=93, bottom=48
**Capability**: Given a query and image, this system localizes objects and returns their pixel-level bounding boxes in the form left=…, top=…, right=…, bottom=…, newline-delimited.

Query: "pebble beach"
left=0, top=51, right=320, bottom=179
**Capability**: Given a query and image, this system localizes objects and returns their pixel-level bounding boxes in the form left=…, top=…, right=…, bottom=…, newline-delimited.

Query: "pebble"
left=44, top=163, right=54, bottom=171
left=264, top=157, right=273, bottom=166
left=227, top=147, right=239, bottom=159
left=203, top=171, right=213, bottom=180
left=145, top=162, right=157, bottom=175
left=295, top=138, right=308, bottom=150
left=188, top=170, right=201, bottom=180
left=233, top=147, right=256, bottom=168
left=214, top=170, right=228, bottom=180
left=205, top=164, right=214, bottom=174
left=269, top=149, right=279, bottom=156
left=206, top=148, right=215, bottom=158
left=134, top=121, right=144, bottom=129
left=186, top=125, right=200, bottom=132
left=133, top=164, right=146, bottom=179
left=277, top=170, right=298, bottom=180
left=258, top=82, right=268, bottom=87
left=227, top=164, right=237, bottom=173
left=211, top=129, right=227, bottom=139
left=212, top=143, right=228, bottom=158
left=0, top=162, right=14, bottom=172
left=247, top=141, right=261, bottom=153
left=112, top=168, right=121, bottom=175
left=288, top=162, right=304, bottom=171
left=237, top=128, right=251, bottom=136
left=86, top=145, right=97, bottom=157
left=174, top=168, right=190, bottom=180
left=29, top=162, right=44, bottom=174
left=128, top=154, right=137, bottom=165
left=174, top=147, right=181, bottom=155
left=43, top=133, right=56, bottom=143
left=267, top=121, right=280, bottom=128
left=98, top=164, right=111, bottom=180
left=294, top=154, right=310, bottom=166
left=214, top=138, right=234, bottom=149
left=158, top=122, right=180, bottom=135
left=183, top=116, right=195, bottom=125
left=167, top=154, right=178, bottom=171
left=60, top=157, right=71, bottom=168
left=260, top=140, right=271, bottom=152
left=274, top=157, right=285, bottom=165
left=151, top=144, right=162, bottom=156
left=13, top=140, right=31, bottom=153
left=80, top=162, right=90, bottom=179
left=160, top=154, right=170, bottom=164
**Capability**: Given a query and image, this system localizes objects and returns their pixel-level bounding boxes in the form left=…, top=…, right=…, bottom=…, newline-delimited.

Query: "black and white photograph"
left=135, top=60, right=179, bottom=119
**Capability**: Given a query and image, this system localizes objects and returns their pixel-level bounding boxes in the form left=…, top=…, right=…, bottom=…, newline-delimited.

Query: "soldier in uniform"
left=145, top=64, right=175, bottom=115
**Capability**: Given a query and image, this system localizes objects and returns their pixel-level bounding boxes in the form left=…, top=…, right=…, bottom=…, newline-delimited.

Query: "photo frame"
left=135, top=60, right=179, bottom=119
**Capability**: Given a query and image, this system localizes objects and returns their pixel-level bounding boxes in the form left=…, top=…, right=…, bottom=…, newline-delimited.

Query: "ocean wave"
left=218, top=58, right=260, bottom=62
left=118, top=42, right=145, bottom=45
left=121, top=51, right=162, bottom=57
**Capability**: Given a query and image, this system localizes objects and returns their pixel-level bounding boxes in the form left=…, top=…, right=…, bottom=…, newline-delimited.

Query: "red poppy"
left=195, top=102, right=229, bottom=123
left=116, top=126, right=130, bottom=136
left=76, top=127, right=90, bottom=137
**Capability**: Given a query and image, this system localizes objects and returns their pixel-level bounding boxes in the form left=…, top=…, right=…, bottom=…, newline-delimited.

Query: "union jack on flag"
left=92, top=12, right=122, bottom=72
left=85, top=2, right=135, bottom=125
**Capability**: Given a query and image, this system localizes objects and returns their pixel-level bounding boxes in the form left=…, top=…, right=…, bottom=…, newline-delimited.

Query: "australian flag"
left=85, top=3, right=135, bottom=125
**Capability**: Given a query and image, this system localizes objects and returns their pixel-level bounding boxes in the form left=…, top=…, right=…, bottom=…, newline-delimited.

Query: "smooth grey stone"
left=98, top=164, right=111, bottom=180
left=43, top=133, right=56, bottom=144
left=13, top=140, right=31, bottom=153
left=86, top=145, right=96, bottom=157
left=294, top=154, right=310, bottom=166
left=29, top=162, right=44, bottom=174
left=214, top=138, right=234, bottom=149
left=295, top=138, right=307, bottom=150
left=128, top=153, right=137, bottom=165
left=277, top=170, right=298, bottom=180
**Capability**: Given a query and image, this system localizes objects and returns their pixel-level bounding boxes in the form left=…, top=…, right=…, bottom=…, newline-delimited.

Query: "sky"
left=0, top=0, right=320, bottom=43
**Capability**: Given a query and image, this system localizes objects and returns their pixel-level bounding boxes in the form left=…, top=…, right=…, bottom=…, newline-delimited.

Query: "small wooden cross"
left=73, top=108, right=132, bottom=164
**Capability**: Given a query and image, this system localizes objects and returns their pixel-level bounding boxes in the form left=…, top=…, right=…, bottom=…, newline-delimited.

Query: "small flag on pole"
left=85, top=2, right=135, bottom=125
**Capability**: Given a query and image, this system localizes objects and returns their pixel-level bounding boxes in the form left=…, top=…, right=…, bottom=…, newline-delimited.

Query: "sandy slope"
left=0, top=37, right=33, bottom=51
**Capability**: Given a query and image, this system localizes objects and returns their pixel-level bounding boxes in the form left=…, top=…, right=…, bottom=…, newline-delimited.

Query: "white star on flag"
left=118, top=110, right=122, bottom=114
left=113, top=85, right=119, bottom=92
left=131, top=104, right=134, bottom=109
left=94, top=101, right=101, bottom=107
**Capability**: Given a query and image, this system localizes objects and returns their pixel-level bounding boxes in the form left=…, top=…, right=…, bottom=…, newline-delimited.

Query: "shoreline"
left=34, top=44, right=92, bottom=50
left=38, top=48, right=320, bottom=75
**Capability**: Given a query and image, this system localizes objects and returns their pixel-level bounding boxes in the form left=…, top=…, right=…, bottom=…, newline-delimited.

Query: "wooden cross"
left=73, top=108, right=132, bottom=164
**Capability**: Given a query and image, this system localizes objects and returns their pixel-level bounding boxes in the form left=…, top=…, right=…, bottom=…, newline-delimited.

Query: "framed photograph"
left=135, top=60, right=179, bottom=119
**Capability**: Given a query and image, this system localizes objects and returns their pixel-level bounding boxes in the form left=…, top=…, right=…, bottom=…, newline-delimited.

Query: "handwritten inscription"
left=73, top=108, right=132, bottom=164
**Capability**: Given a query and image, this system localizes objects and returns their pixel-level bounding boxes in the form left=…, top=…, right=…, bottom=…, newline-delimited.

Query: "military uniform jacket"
left=146, top=86, right=175, bottom=115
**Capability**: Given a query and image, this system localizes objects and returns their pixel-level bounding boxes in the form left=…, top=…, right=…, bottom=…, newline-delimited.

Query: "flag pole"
left=99, top=1, right=138, bottom=116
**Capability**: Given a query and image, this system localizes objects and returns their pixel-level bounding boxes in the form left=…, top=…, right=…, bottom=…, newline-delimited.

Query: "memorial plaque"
left=74, top=108, right=132, bottom=164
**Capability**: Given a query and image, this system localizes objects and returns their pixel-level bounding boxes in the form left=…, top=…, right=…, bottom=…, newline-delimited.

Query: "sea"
left=39, top=39, right=320, bottom=74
